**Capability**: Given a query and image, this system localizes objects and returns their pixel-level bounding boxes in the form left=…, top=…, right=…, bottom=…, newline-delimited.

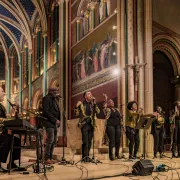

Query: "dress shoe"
left=109, top=155, right=115, bottom=161
left=115, top=154, right=121, bottom=159
left=7, top=163, right=19, bottom=169
left=44, top=159, right=54, bottom=164
left=172, top=153, right=177, bottom=158
left=129, top=155, right=135, bottom=159
left=0, top=166, right=7, bottom=172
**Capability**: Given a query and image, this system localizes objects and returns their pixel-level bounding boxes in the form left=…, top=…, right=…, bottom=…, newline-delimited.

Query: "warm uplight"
left=113, top=68, right=120, bottom=76
left=112, top=26, right=117, bottom=30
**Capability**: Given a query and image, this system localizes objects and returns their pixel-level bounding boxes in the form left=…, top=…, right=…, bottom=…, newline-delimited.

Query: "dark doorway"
left=153, top=51, right=174, bottom=151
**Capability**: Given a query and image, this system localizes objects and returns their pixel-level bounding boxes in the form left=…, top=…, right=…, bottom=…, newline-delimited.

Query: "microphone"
left=56, top=94, right=63, bottom=99
left=7, top=99, right=16, bottom=107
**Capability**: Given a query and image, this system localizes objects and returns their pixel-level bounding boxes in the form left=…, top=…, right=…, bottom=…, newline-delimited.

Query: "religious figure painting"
left=72, top=34, right=117, bottom=83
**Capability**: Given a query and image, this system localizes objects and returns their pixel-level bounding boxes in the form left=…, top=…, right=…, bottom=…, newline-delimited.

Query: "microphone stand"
left=58, top=98, right=73, bottom=165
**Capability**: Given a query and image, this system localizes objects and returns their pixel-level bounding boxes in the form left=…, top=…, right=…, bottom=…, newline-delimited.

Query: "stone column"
left=43, top=32, right=48, bottom=96
left=144, top=0, right=153, bottom=156
left=174, top=77, right=180, bottom=100
left=29, top=50, right=33, bottom=107
left=127, top=0, right=134, bottom=101
left=137, top=0, right=145, bottom=155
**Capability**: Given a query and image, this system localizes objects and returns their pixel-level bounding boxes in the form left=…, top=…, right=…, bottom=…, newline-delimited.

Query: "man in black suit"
left=0, top=87, right=20, bottom=171
left=42, top=87, right=61, bottom=164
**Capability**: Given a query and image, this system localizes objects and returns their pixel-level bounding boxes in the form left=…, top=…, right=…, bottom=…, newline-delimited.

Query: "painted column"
left=11, top=57, right=14, bottom=94
left=19, top=52, right=23, bottom=110
left=6, top=58, right=11, bottom=113
left=48, top=15, right=52, bottom=68
left=118, top=0, right=127, bottom=152
left=127, top=0, right=134, bottom=101
left=37, top=31, right=41, bottom=76
left=76, top=19, right=80, bottom=42
left=32, top=34, right=36, bottom=80
left=137, top=0, right=145, bottom=154
left=29, top=51, right=33, bottom=107
left=25, top=47, right=29, bottom=86
left=43, top=33, right=48, bottom=96
left=144, top=0, right=153, bottom=156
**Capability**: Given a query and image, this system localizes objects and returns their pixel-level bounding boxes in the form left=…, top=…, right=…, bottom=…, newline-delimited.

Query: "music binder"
left=135, top=114, right=156, bottom=159
left=135, top=114, right=156, bottom=130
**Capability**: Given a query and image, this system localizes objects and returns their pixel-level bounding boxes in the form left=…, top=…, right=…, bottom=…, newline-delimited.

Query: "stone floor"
left=0, top=150, right=180, bottom=180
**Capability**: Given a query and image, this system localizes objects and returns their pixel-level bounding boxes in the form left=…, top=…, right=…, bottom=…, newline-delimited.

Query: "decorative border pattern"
left=72, top=66, right=117, bottom=95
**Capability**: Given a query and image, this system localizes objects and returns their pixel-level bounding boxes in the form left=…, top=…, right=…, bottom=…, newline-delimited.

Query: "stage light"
left=113, top=68, right=120, bottom=76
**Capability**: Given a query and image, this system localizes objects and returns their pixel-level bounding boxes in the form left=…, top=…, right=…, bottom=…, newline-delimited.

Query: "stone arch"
left=32, top=88, right=43, bottom=109
left=153, top=33, right=180, bottom=76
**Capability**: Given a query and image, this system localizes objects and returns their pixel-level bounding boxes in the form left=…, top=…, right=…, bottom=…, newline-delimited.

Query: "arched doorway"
left=153, top=51, right=174, bottom=150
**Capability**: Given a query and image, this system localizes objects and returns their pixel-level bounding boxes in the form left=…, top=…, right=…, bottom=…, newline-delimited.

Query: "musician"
left=42, top=87, right=61, bottom=164
left=103, top=94, right=124, bottom=160
left=126, top=101, right=143, bottom=159
left=74, top=91, right=100, bottom=162
left=170, top=101, right=180, bottom=158
left=0, top=87, right=20, bottom=171
left=151, top=106, right=165, bottom=158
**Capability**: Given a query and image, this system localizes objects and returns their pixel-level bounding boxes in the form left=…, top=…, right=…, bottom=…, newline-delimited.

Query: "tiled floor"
left=0, top=150, right=180, bottom=179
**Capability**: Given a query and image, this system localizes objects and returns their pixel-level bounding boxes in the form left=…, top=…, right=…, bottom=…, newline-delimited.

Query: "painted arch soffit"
left=0, top=32, right=9, bottom=67
left=153, top=33, right=180, bottom=76
left=153, top=44, right=180, bottom=76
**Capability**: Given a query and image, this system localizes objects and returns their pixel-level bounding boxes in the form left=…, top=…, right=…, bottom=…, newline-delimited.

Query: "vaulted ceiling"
left=0, top=0, right=52, bottom=60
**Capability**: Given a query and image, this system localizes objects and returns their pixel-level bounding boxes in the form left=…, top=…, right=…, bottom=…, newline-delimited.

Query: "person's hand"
left=138, top=108, right=143, bottom=114
left=76, top=101, right=82, bottom=107
left=103, top=93, right=108, bottom=102
left=92, top=97, right=96, bottom=104
left=56, top=120, right=60, bottom=125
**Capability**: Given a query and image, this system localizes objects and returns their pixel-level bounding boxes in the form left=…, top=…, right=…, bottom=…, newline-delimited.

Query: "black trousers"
left=126, top=127, right=139, bottom=156
left=153, top=128, right=164, bottom=155
left=106, top=125, right=121, bottom=156
left=0, top=134, right=20, bottom=163
left=81, top=123, right=93, bottom=158
left=172, top=122, right=180, bottom=154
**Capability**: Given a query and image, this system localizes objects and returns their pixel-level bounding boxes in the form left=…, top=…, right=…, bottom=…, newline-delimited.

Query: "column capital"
left=29, top=49, right=33, bottom=54
left=42, top=32, right=48, bottom=37
left=57, top=0, right=65, bottom=5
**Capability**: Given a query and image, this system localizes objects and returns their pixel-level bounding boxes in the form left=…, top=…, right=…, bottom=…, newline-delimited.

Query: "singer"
left=0, top=87, right=20, bottom=171
left=102, top=94, right=124, bottom=160
left=150, top=106, right=165, bottom=158
left=42, top=87, right=61, bottom=164
left=126, top=101, right=143, bottom=159
left=170, top=101, right=180, bottom=158
left=74, top=91, right=100, bottom=162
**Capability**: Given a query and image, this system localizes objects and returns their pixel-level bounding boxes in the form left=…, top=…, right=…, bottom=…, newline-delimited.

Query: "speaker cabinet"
left=132, top=160, right=154, bottom=176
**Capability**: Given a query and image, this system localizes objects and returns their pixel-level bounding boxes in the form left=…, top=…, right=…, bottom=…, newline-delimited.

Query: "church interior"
left=0, top=0, right=180, bottom=179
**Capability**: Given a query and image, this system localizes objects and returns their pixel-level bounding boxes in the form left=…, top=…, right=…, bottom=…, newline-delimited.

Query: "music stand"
left=135, top=115, right=155, bottom=159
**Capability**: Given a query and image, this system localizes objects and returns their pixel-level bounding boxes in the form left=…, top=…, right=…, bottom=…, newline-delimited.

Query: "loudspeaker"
left=132, top=160, right=154, bottom=176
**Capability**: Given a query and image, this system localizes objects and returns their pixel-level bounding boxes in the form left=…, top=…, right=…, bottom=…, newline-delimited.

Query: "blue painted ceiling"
left=0, top=0, right=36, bottom=50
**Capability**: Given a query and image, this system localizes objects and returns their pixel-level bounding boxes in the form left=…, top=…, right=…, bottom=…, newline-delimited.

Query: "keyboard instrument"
left=3, top=118, right=36, bottom=131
